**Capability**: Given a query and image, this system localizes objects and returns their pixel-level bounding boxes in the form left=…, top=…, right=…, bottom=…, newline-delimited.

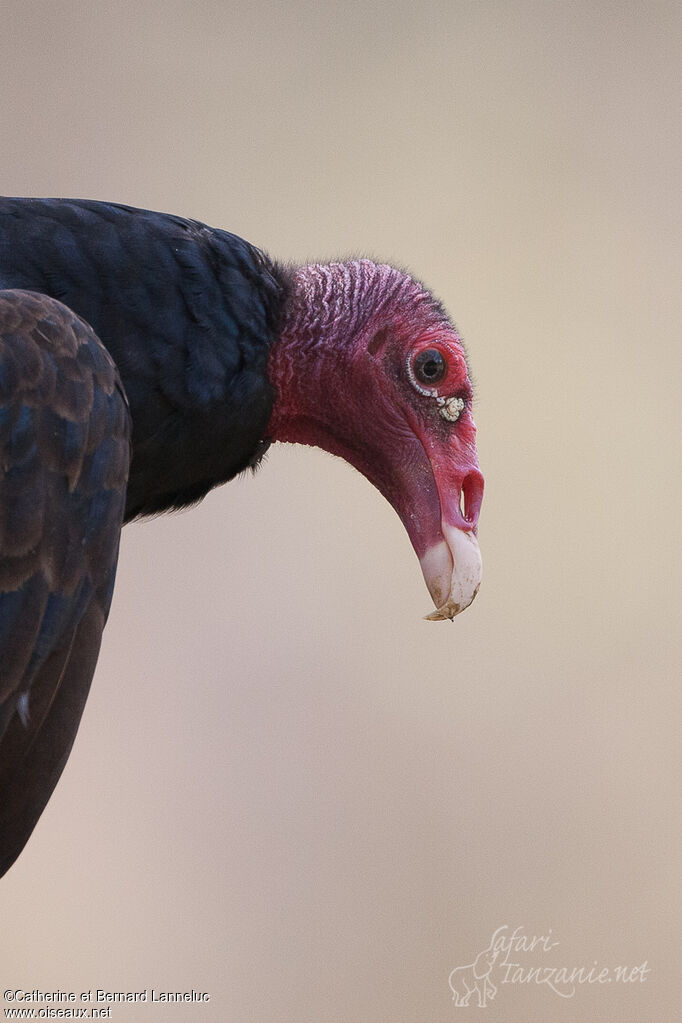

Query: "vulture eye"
left=413, top=348, right=447, bottom=385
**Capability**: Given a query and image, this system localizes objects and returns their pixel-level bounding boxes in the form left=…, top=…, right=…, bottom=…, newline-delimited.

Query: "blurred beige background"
left=1, top=1, right=680, bottom=1020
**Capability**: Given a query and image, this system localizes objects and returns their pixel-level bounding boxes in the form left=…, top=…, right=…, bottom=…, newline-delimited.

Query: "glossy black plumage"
left=0, top=290, right=130, bottom=875
left=0, top=199, right=289, bottom=875
left=0, top=198, right=287, bottom=518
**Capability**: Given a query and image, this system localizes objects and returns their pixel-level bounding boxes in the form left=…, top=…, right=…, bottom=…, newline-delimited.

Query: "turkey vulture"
left=0, top=197, right=483, bottom=876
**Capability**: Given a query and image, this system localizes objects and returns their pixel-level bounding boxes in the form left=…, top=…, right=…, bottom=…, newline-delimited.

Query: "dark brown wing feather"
left=0, top=290, right=130, bottom=876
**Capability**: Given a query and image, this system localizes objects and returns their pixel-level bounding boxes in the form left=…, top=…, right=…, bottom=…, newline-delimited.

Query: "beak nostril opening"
left=461, top=471, right=484, bottom=527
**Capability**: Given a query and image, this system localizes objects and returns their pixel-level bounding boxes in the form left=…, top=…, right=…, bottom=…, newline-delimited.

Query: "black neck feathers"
left=0, top=198, right=289, bottom=518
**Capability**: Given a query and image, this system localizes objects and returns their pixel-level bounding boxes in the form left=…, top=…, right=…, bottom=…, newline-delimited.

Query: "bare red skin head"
left=267, top=260, right=484, bottom=618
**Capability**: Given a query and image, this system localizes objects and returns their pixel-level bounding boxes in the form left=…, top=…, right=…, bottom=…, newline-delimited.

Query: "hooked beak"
left=420, top=525, right=482, bottom=620
left=388, top=433, right=484, bottom=621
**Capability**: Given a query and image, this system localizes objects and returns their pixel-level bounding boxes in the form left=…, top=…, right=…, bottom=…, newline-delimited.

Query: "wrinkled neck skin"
left=267, top=259, right=446, bottom=463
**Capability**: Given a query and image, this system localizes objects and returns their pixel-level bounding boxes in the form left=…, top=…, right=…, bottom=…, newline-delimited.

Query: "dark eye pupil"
left=414, top=348, right=446, bottom=384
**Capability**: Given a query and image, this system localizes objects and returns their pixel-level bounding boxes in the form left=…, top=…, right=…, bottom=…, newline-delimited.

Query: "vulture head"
left=267, top=259, right=484, bottom=619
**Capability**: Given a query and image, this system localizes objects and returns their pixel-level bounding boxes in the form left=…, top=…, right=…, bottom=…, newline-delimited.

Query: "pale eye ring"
left=413, top=348, right=446, bottom=385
